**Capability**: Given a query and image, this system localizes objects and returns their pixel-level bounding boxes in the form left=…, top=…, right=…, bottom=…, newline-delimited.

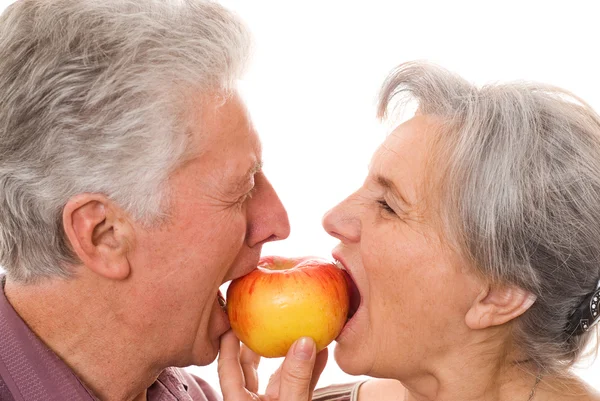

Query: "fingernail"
left=294, top=337, right=314, bottom=360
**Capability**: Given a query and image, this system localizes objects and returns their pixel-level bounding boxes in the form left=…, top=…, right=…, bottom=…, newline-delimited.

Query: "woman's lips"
left=335, top=259, right=361, bottom=320
left=343, top=270, right=361, bottom=319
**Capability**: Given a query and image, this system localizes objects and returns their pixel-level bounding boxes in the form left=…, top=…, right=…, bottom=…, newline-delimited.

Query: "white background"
left=1, top=0, right=599, bottom=395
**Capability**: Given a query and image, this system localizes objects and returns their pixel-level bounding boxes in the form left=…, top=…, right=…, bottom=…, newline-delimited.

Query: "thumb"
left=278, top=337, right=317, bottom=401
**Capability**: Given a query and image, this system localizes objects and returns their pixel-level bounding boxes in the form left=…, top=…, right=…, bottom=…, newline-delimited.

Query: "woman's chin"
left=333, top=312, right=372, bottom=376
left=333, top=344, right=370, bottom=376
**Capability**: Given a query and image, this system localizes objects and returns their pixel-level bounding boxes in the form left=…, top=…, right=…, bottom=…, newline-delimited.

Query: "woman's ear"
left=62, top=193, right=134, bottom=280
left=465, top=285, right=537, bottom=330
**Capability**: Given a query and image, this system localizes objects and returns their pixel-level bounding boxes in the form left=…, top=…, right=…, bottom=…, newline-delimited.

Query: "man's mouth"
left=217, top=290, right=227, bottom=313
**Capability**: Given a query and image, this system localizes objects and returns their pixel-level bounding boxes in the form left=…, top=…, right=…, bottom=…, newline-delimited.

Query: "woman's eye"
left=377, top=199, right=395, bottom=214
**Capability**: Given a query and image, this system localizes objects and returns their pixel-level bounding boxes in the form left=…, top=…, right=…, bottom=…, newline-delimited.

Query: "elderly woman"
left=321, top=62, right=600, bottom=401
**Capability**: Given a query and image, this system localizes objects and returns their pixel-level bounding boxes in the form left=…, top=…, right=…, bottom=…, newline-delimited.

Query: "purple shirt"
left=0, top=276, right=221, bottom=401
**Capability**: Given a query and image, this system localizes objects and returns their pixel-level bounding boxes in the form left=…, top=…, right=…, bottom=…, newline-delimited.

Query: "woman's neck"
left=401, top=364, right=541, bottom=401
left=398, top=355, right=597, bottom=401
left=392, top=334, right=542, bottom=401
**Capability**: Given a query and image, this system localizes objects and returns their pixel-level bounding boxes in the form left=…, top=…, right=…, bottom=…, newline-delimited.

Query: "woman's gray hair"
left=378, top=61, right=600, bottom=375
left=0, top=0, right=250, bottom=283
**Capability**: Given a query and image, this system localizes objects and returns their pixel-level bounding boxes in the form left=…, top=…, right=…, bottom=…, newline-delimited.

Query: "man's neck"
left=4, top=277, right=162, bottom=401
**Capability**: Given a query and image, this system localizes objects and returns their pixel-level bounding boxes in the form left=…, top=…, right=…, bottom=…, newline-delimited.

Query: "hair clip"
left=566, top=285, right=600, bottom=336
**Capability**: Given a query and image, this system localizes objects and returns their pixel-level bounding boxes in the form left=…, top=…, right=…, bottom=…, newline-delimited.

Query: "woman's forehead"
left=370, top=116, right=441, bottom=180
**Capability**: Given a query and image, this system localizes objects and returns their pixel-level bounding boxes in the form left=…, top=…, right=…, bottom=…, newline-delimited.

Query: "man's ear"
left=465, top=284, right=537, bottom=330
left=62, top=193, right=134, bottom=280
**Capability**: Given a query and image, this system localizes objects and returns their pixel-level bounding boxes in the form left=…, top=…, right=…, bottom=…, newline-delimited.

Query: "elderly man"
left=0, top=1, right=341, bottom=400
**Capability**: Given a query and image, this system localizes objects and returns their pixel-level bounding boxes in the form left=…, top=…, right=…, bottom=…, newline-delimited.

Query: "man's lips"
left=219, top=259, right=261, bottom=309
left=217, top=290, right=227, bottom=313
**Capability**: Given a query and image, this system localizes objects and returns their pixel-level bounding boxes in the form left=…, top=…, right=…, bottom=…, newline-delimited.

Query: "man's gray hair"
left=378, top=61, right=600, bottom=375
left=0, top=0, right=250, bottom=283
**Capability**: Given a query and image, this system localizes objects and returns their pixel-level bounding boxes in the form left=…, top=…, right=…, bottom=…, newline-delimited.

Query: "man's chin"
left=190, top=339, right=220, bottom=366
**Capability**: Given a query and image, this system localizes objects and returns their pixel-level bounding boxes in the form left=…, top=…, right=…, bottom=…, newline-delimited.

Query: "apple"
left=226, top=256, right=351, bottom=358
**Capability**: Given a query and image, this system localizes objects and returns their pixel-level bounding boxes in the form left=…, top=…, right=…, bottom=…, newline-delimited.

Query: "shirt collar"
left=0, top=276, right=198, bottom=401
left=0, top=275, right=98, bottom=400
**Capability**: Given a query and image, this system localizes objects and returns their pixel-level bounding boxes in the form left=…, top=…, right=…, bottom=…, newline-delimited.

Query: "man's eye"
left=377, top=199, right=395, bottom=214
left=238, top=187, right=256, bottom=204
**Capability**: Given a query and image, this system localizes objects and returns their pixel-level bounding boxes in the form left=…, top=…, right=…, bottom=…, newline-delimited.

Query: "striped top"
left=313, top=381, right=365, bottom=401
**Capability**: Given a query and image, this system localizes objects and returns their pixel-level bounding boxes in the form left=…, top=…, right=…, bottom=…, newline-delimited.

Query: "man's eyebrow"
left=248, top=160, right=263, bottom=177
left=226, top=161, right=262, bottom=195
left=375, top=175, right=412, bottom=207
left=232, top=160, right=263, bottom=190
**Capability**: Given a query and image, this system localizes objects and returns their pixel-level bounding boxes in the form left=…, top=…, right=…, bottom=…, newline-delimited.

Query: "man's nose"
left=246, top=173, right=290, bottom=248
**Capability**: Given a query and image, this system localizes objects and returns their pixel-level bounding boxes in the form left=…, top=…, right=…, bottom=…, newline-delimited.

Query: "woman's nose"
left=322, top=195, right=361, bottom=244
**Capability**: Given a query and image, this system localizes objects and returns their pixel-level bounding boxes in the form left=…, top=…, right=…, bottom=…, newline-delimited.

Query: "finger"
left=264, top=365, right=282, bottom=400
left=278, top=337, right=317, bottom=401
left=217, top=330, right=248, bottom=400
left=265, top=345, right=328, bottom=400
left=309, top=348, right=328, bottom=396
left=240, top=344, right=261, bottom=393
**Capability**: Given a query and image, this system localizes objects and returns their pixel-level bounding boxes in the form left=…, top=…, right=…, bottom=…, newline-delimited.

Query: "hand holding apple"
left=226, top=256, right=350, bottom=358
left=218, top=330, right=329, bottom=401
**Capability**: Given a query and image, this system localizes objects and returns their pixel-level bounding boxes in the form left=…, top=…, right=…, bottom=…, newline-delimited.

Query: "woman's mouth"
left=335, top=260, right=361, bottom=320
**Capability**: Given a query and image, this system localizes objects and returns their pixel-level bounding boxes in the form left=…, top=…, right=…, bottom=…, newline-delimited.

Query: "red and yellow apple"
left=226, top=256, right=350, bottom=358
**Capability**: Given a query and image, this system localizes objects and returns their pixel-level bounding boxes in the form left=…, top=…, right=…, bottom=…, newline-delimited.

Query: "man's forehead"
left=189, top=90, right=262, bottom=150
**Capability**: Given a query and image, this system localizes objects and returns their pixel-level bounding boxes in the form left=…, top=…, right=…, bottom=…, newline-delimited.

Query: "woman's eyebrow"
left=376, top=175, right=412, bottom=207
